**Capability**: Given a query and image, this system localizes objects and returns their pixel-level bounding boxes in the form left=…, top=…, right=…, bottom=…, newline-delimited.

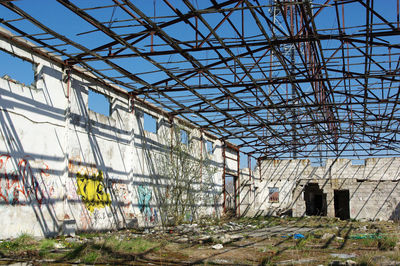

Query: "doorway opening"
left=334, top=190, right=350, bottom=220
left=304, top=183, right=327, bottom=216
left=224, top=174, right=237, bottom=216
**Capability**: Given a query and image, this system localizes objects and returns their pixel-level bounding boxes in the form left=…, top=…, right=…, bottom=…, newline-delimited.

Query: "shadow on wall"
left=0, top=60, right=139, bottom=236
left=66, top=77, right=136, bottom=232
left=389, top=202, right=400, bottom=221
left=248, top=157, right=400, bottom=221
left=135, top=113, right=222, bottom=226
left=0, top=73, right=64, bottom=237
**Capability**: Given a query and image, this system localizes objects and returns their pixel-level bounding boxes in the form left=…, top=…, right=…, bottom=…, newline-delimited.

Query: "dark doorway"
left=334, top=190, right=350, bottom=220
left=304, top=183, right=327, bottom=216
left=224, top=174, right=237, bottom=215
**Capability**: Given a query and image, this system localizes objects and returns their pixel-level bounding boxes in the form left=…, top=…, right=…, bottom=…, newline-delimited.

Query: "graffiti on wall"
left=112, top=182, right=135, bottom=218
left=76, top=170, right=111, bottom=212
left=0, top=154, right=50, bottom=206
left=137, top=185, right=158, bottom=222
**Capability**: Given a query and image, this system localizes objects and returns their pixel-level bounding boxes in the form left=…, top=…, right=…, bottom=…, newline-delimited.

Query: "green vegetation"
left=0, top=217, right=398, bottom=265
left=0, top=233, right=37, bottom=253
left=378, top=236, right=398, bottom=251
left=104, top=236, right=158, bottom=253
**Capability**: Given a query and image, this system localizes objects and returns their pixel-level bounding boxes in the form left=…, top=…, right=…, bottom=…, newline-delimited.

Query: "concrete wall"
left=0, top=27, right=226, bottom=238
left=247, top=157, right=400, bottom=221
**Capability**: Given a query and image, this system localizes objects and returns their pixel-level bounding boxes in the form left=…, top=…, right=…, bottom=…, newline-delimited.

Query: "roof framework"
left=1, top=0, right=399, bottom=161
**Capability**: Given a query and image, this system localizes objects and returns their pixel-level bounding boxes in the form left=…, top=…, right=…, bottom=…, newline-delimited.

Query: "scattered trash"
left=345, top=260, right=357, bottom=265
left=322, top=233, right=336, bottom=240
left=330, top=253, right=357, bottom=259
left=211, top=244, right=223, bottom=250
left=294, top=233, right=305, bottom=239
left=281, top=233, right=305, bottom=239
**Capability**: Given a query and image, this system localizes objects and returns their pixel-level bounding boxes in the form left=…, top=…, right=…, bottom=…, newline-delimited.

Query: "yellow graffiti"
left=76, top=170, right=111, bottom=212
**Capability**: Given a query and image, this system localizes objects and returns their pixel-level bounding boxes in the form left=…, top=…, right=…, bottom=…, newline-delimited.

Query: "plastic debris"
left=212, top=244, right=224, bottom=250
left=294, top=233, right=305, bottom=239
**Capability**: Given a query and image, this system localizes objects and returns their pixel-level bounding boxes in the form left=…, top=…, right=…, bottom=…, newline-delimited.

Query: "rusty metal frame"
left=0, top=0, right=399, bottom=162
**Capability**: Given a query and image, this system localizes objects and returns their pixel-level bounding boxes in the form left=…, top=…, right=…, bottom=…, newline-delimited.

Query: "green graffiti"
left=76, top=170, right=111, bottom=212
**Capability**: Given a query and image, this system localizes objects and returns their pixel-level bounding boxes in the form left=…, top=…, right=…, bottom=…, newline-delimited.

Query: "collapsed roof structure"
left=1, top=0, right=399, bottom=161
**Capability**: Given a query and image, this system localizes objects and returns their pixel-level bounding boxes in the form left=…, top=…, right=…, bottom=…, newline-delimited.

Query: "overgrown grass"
left=105, top=236, right=158, bottom=253
left=82, top=250, right=102, bottom=264
left=38, top=239, right=56, bottom=257
left=0, top=233, right=37, bottom=254
left=378, top=236, right=398, bottom=250
left=59, top=236, right=159, bottom=263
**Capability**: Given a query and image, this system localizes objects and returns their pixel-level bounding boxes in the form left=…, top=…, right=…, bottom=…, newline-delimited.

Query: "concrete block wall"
left=250, top=157, right=400, bottom=220
left=0, top=27, right=226, bottom=238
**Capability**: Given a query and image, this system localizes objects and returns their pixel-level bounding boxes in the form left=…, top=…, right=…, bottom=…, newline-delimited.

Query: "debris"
left=293, top=233, right=305, bottom=239
left=211, top=244, right=223, bottom=250
left=282, top=233, right=305, bottom=239
left=54, top=243, right=65, bottom=249
left=322, top=233, right=335, bottom=240
left=177, top=237, right=189, bottom=243
left=330, top=253, right=357, bottom=259
left=345, top=260, right=357, bottom=265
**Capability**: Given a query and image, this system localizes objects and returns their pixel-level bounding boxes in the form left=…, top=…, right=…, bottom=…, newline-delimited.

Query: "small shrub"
left=105, top=237, right=157, bottom=254
left=378, top=236, right=397, bottom=251
left=0, top=233, right=37, bottom=252
left=357, top=253, right=377, bottom=266
left=39, top=239, right=56, bottom=256
left=82, top=250, right=101, bottom=264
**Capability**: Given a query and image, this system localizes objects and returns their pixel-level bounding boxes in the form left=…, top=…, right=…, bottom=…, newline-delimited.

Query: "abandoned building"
left=0, top=0, right=399, bottom=239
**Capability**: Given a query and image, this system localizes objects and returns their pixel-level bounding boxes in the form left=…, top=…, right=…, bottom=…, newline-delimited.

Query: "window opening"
left=205, top=140, right=213, bottom=154
left=88, top=88, right=111, bottom=116
left=0, top=49, right=35, bottom=86
left=143, top=112, right=157, bottom=133
left=180, top=129, right=188, bottom=145
left=268, top=187, right=279, bottom=203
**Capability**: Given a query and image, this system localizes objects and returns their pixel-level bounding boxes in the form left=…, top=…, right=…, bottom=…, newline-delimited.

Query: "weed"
left=0, top=233, right=37, bottom=253
left=357, top=253, right=378, bottom=266
left=105, top=236, right=157, bottom=254
left=39, top=239, right=56, bottom=256
left=82, top=250, right=101, bottom=264
left=64, top=243, right=87, bottom=261
left=260, top=255, right=274, bottom=266
left=78, top=232, right=101, bottom=239
left=378, top=236, right=398, bottom=251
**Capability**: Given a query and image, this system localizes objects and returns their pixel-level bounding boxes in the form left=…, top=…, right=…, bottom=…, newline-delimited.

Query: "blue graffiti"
left=137, top=185, right=152, bottom=220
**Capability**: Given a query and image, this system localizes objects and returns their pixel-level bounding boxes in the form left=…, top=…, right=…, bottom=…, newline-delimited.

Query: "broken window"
left=143, top=112, right=157, bottom=133
left=88, top=88, right=111, bottom=116
left=268, top=187, right=279, bottom=203
left=180, top=129, right=189, bottom=145
left=205, top=140, right=213, bottom=154
left=0, top=49, right=35, bottom=86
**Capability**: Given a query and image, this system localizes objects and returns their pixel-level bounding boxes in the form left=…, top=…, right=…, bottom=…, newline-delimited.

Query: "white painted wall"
left=0, top=27, right=227, bottom=238
left=248, top=157, right=400, bottom=220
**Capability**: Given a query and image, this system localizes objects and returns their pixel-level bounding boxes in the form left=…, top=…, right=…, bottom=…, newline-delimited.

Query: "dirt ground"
left=0, top=216, right=399, bottom=265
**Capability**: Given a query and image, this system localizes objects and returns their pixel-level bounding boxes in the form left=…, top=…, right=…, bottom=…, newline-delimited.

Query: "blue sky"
left=0, top=1, right=399, bottom=167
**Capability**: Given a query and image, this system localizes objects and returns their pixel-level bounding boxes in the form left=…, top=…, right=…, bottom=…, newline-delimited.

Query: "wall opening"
left=224, top=174, right=237, bottom=215
left=334, top=190, right=350, bottom=220
left=88, top=88, right=111, bottom=116
left=180, top=129, right=188, bottom=145
left=304, top=183, right=327, bottom=216
left=205, top=139, right=213, bottom=154
left=0, top=49, right=35, bottom=86
left=268, top=187, right=279, bottom=203
left=143, top=112, right=157, bottom=133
